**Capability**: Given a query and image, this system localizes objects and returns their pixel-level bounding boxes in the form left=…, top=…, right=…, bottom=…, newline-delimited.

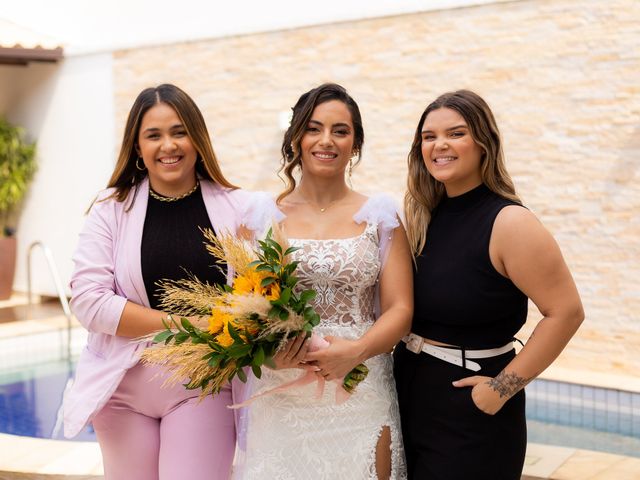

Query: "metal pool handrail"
left=26, top=241, right=73, bottom=360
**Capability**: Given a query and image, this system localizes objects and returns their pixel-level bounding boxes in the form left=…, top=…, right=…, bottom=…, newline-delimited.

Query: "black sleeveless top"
left=413, top=183, right=528, bottom=349
left=141, top=185, right=226, bottom=310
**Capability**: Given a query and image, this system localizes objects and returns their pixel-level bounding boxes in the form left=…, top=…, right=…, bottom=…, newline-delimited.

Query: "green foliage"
left=0, top=118, right=37, bottom=236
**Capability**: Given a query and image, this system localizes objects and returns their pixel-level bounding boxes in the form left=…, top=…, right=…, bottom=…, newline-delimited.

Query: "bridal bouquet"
left=140, top=224, right=369, bottom=400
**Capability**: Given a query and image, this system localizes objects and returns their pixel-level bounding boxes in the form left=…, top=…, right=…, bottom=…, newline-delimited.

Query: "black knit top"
left=413, top=183, right=528, bottom=349
left=141, top=185, right=226, bottom=310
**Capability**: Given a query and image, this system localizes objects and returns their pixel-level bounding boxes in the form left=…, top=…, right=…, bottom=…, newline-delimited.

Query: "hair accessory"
left=149, top=180, right=200, bottom=202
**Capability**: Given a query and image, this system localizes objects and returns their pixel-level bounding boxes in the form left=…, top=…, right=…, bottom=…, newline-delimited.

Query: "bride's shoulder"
left=353, top=192, right=401, bottom=230
left=240, top=191, right=284, bottom=233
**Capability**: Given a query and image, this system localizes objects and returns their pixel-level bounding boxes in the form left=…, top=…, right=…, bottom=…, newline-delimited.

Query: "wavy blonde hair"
left=405, top=90, right=521, bottom=255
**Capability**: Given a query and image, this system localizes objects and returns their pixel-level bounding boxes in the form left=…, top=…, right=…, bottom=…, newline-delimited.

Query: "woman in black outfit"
left=395, top=90, right=584, bottom=480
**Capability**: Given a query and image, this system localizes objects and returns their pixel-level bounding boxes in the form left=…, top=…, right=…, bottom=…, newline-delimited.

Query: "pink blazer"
left=63, top=178, right=249, bottom=438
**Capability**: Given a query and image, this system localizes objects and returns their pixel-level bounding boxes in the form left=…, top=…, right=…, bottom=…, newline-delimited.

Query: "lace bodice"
left=290, top=223, right=380, bottom=331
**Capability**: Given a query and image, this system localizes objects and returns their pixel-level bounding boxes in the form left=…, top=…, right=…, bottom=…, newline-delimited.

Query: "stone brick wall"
left=112, top=0, right=640, bottom=382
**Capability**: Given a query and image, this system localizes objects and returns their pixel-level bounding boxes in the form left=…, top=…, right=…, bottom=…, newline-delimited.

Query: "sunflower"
left=233, top=267, right=281, bottom=301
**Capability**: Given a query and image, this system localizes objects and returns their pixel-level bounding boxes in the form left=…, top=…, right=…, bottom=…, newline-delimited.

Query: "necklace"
left=299, top=191, right=349, bottom=213
left=149, top=181, right=199, bottom=202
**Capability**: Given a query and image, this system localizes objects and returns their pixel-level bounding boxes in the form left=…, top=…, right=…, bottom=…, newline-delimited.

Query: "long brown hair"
left=105, top=84, right=236, bottom=205
left=277, top=83, right=364, bottom=203
left=405, top=89, right=521, bottom=255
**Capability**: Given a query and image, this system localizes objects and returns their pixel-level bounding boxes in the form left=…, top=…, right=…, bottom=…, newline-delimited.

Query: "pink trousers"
left=92, top=363, right=235, bottom=480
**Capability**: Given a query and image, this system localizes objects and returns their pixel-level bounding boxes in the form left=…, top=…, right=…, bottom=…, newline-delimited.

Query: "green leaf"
left=261, top=246, right=278, bottom=261
left=253, top=345, right=265, bottom=366
left=283, top=246, right=300, bottom=256
left=227, top=323, right=243, bottom=343
left=180, top=317, right=194, bottom=331
left=251, top=364, right=262, bottom=379
left=153, top=330, right=173, bottom=344
left=208, top=355, right=222, bottom=368
left=263, top=355, right=276, bottom=369
left=174, top=332, right=190, bottom=344
left=236, top=368, right=248, bottom=383
left=279, top=309, right=289, bottom=320
left=299, top=290, right=316, bottom=304
left=303, top=306, right=315, bottom=320
left=270, top=240, right=283, bottom=255
left=261, top=276, right=277, bottom=288
left=280, top=287, right=291, bottom=304
left=227, top=344, right=252, bottom=358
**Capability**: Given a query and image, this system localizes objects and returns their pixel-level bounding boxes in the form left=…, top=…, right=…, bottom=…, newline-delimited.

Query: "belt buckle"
left=405, top=333, right=424, bottom=354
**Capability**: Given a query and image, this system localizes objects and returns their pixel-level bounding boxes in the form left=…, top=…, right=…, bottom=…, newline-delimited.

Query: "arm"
left=305, top=224, right=414, bottom=380
left=70, top=197, right=182, bottom=338
left=454, top=206, right=584, bottom=414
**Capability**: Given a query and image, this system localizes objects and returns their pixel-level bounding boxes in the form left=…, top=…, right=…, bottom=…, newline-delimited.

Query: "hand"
left=271, top=334, right=310, bottom=370
left=452, top=375, right=508, bottom=415
left=304, top=336, right=366, bottom=381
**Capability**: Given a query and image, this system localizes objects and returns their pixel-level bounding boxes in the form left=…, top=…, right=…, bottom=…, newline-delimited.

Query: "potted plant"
left=0, top=117, right=37, bottom=300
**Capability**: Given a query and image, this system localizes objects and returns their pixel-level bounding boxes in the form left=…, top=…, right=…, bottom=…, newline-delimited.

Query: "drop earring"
left=347, top=157, right=354, bottom=189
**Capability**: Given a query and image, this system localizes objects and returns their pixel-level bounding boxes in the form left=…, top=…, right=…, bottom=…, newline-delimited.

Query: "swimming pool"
left=0, top=360, right=95, bottom=441
left=526, top=378, right=640, bottom=458
left=1, top=362, right=639, bottom=457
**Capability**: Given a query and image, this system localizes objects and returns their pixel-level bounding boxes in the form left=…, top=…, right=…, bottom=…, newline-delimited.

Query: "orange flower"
left=264, top=281, right=281, bottom=301
left=208, top=308, right=229, bottom=334
left=233, top=268, right=280, bottom=301
left=215, top=328, right=235, bottom=347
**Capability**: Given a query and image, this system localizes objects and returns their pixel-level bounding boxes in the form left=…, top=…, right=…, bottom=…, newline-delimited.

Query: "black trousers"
left=394, top=342, right=526, bottom=480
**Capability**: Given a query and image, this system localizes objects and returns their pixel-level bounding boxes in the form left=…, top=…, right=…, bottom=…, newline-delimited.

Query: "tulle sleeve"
left=239, top=191, right=285, bottom=237
left=353, top=193, right=402, bottom=271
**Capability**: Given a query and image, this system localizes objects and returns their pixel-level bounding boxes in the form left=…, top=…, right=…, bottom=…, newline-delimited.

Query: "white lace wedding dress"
left=236, top=195, right=407, bottom=480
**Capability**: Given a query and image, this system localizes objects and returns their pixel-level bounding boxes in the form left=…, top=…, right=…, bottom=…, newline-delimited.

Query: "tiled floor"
left=0, top=294, right=639, bottom=480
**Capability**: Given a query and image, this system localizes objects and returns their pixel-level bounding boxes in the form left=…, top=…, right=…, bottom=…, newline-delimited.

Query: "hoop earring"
left=136, top=157, right=146, bottom=171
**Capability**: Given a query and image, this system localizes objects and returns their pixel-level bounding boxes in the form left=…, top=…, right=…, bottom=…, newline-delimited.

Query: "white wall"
left=1, top=0, right=511, bottom=54
left=2, top=53, right=115, bottom=296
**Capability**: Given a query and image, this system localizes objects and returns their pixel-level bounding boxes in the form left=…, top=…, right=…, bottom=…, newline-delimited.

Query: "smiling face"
left=421, top=107, right=485, bottom=196
left=299, top=100, right=355, bottom=180
left=137, top=102, right=198, bottom=196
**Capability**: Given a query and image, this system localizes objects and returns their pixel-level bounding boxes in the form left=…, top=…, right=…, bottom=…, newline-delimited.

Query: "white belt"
left=402, top=333, right=514, bottom=372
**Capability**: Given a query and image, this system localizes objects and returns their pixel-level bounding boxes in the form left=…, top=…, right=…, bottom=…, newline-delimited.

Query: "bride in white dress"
left=237, top=83, right=412, bottom=479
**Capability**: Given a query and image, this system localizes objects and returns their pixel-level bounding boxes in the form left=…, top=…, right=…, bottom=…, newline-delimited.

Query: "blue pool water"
left=526, top=379, right=640, bottom=458
left=0, top=360, right=95, bottom=441
left=1, top=362, right=639, bottom=457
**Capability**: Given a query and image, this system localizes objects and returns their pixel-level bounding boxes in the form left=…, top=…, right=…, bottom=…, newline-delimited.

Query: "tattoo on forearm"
left=486, top=371, right=531, bottom=398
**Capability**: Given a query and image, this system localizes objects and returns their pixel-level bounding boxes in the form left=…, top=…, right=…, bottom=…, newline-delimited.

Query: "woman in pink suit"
left=63, top=84, right=246, bottom=480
